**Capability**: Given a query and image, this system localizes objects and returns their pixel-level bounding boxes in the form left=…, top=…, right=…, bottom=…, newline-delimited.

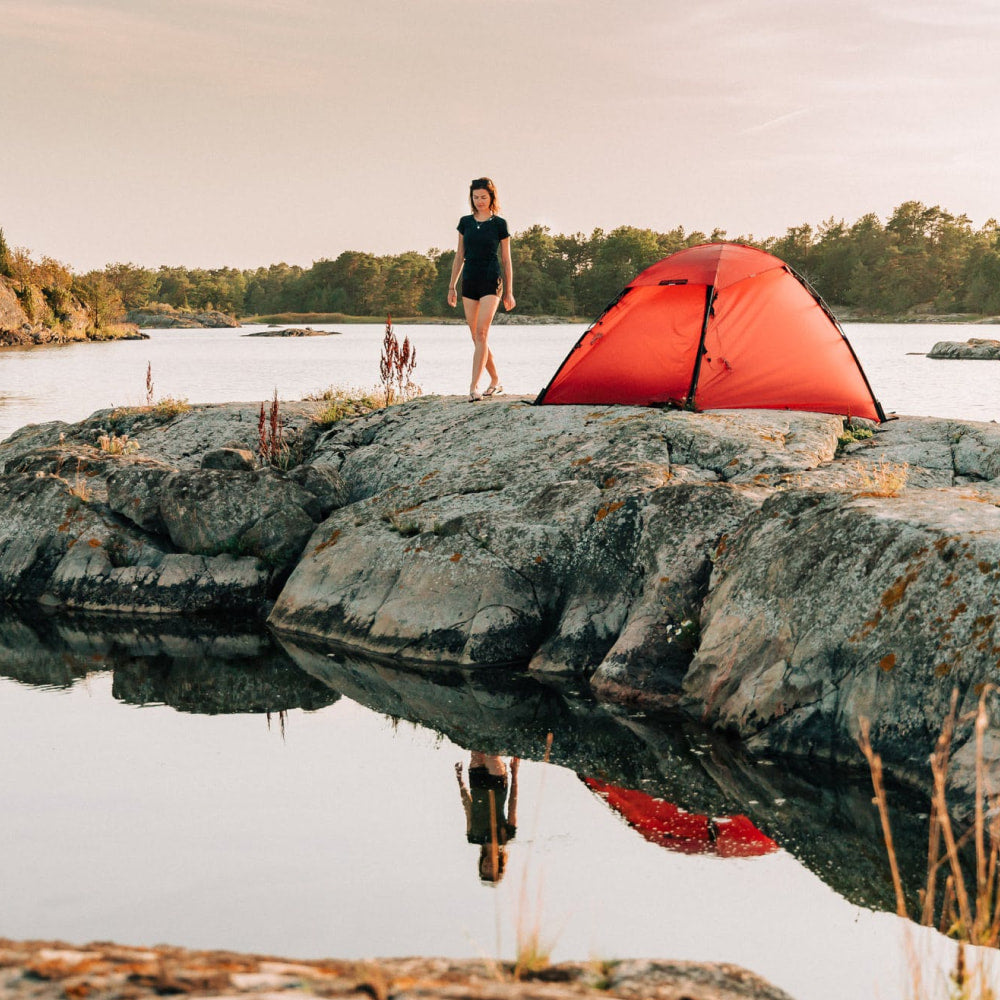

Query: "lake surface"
left=0, top=321, right=999, bottom=440
left=2, top=322, right=999, bottom=1000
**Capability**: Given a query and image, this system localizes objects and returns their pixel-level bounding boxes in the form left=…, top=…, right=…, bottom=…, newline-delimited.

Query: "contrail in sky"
left=740, top=108, right=810, bottom=135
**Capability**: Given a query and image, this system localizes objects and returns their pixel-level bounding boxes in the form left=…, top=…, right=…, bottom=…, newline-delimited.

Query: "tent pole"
left=785, top=266, right=887, bottom=422
left=684, top=285, right=716, bottom=410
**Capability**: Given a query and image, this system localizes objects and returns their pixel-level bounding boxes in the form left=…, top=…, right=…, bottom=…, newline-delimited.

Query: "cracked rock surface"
left=0, top=401, right=336, bottom=615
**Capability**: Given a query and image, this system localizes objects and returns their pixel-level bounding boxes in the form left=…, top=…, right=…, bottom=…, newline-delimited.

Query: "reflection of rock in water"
left=0, top=608, right=338, bottom=714
left=281, top=633, right=934, bottom=915
left=112, top=655, right=338, bottom=715
left=0, top=609, right=97, bottom=688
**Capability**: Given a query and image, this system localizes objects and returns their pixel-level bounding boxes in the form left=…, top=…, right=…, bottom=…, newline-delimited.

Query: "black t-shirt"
left=457, top=215, right=510, bottom=274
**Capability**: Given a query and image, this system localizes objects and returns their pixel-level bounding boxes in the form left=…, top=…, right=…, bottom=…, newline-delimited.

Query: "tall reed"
left=860, top=687, right=1000, bottom=998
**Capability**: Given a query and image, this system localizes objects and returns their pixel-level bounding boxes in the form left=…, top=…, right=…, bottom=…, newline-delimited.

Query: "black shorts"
left=462, top=270, right=502, bottom=301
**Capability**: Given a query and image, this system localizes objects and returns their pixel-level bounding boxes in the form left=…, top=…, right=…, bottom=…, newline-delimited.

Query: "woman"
left=447, top=177, right=516, bottom=401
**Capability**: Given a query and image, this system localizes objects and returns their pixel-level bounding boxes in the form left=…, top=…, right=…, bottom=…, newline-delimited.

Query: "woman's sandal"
left=483, top=384, right=504, bottom=397
left=468, top=391, right=483, bottom=402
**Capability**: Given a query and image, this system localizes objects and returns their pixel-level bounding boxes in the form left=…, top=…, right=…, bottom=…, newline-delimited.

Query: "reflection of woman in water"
left=455, top=753, right=519, bottom=883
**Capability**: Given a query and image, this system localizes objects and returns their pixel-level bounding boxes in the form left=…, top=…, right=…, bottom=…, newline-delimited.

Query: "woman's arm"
left=499, top=237, right=515, bottom=311
left=447, top=234, right=465, bottom=309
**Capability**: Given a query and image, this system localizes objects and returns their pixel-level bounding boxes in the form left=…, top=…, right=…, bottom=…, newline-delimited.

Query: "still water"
left=1, top=323, right=999, bottom=1000
left=0, top=321, right=999, bottom=439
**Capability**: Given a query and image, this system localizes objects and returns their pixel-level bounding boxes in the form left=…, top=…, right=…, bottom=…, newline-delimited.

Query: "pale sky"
left=2, top=0, right=999, bottom=272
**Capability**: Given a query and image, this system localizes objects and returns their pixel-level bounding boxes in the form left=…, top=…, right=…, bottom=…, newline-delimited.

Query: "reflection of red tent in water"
left=582, top=777, right=778, bottom=858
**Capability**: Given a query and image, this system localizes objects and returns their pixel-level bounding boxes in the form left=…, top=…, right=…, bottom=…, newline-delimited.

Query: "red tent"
left=536, top=242, right=885, bottom=422
left=582, top=777, right=778, bottom=858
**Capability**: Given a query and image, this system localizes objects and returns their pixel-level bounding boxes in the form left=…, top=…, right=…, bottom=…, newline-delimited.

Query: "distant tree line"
left=7, top=201, right=1000, bottom=323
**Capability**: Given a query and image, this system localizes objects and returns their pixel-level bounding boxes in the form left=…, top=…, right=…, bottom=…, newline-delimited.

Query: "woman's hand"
left=447, top=287, right=458, bottom=308
left=503, top=292, right=516, bottom=311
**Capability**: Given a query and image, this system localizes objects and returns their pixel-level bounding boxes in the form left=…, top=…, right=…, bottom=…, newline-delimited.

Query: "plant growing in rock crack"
left=664, top=616, right=699, bottom=649
left=658, top=592, right=701, bottom=650
left=151, top=396, right=190, bottom=418
left=379, top=314, right=421, bottom=406
left=848, top=456, right=909, bottom=497
left=836, top=423, right=875, bottom=455
left=382, top=510, right=421, bottom=536
left=308, top=386, right=384, bottom=427
left=98, top=432, right=139, bottom=455
left=65, top=458, right=90, bottom=501
left=106, top=532, right=134, bottom=568
left=257, top=388, right=293, bottom=468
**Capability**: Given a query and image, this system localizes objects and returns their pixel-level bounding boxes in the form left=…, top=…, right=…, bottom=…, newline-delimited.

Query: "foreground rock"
left=928, top=337, right=1000, bottom=359
left=0, top=939, right=797, bottom=1000
left=3, top=396, right=1000, bottom=803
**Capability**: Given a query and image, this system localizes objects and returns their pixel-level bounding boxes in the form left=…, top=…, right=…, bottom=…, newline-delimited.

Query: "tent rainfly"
left=535, top=242, right=886, bottom=423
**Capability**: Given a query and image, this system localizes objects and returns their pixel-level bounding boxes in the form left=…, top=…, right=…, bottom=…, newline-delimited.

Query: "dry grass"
left=513, top=733, right=557, bottom=981
left=307, top=385, right=385, bottom=427
left=151, top=396, right=190, bottom=418
left=67, top=459, right=90, bottom=501
left=110, top=397, right=190, bottom=425
left=860, top=687, right=1000, bottom=998
left=98, top=432, right=139, bottom=455
left=849, top=456, right=910, bottom=496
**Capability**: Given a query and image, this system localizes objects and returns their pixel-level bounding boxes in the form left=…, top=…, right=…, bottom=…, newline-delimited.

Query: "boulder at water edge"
left=928, top=337, right=1000, bottom=359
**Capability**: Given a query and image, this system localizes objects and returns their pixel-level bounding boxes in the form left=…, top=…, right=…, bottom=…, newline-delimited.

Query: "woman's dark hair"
left=469, top=177, right=500, bottom=214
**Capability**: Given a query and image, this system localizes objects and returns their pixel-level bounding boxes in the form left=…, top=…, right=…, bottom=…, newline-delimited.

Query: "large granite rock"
left=265, top=396, right=1000, bottom=806
left=4, top=394, right=1000, bottom=810
left=270, top=398, right=842, bottom=672
left=682, top=486, right=1000, bottom=790
left=0, top=401, right=340, bottom=612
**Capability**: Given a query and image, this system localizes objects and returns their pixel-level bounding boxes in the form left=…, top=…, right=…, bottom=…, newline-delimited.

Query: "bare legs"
left=463, top=295, right=501, bottom=397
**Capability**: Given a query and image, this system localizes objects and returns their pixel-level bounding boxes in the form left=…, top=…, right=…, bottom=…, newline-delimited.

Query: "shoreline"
left=246, top=310, right=1000, bottom=326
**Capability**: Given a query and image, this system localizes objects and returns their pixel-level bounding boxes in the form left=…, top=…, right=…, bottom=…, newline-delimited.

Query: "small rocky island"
left=928, top=337, right=1000, bottom=359
left=2, top=396, right=1000, bottom=808
left=126, top=304, right=240, bottom=328
left=244, top=327, right=342, bottom=337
